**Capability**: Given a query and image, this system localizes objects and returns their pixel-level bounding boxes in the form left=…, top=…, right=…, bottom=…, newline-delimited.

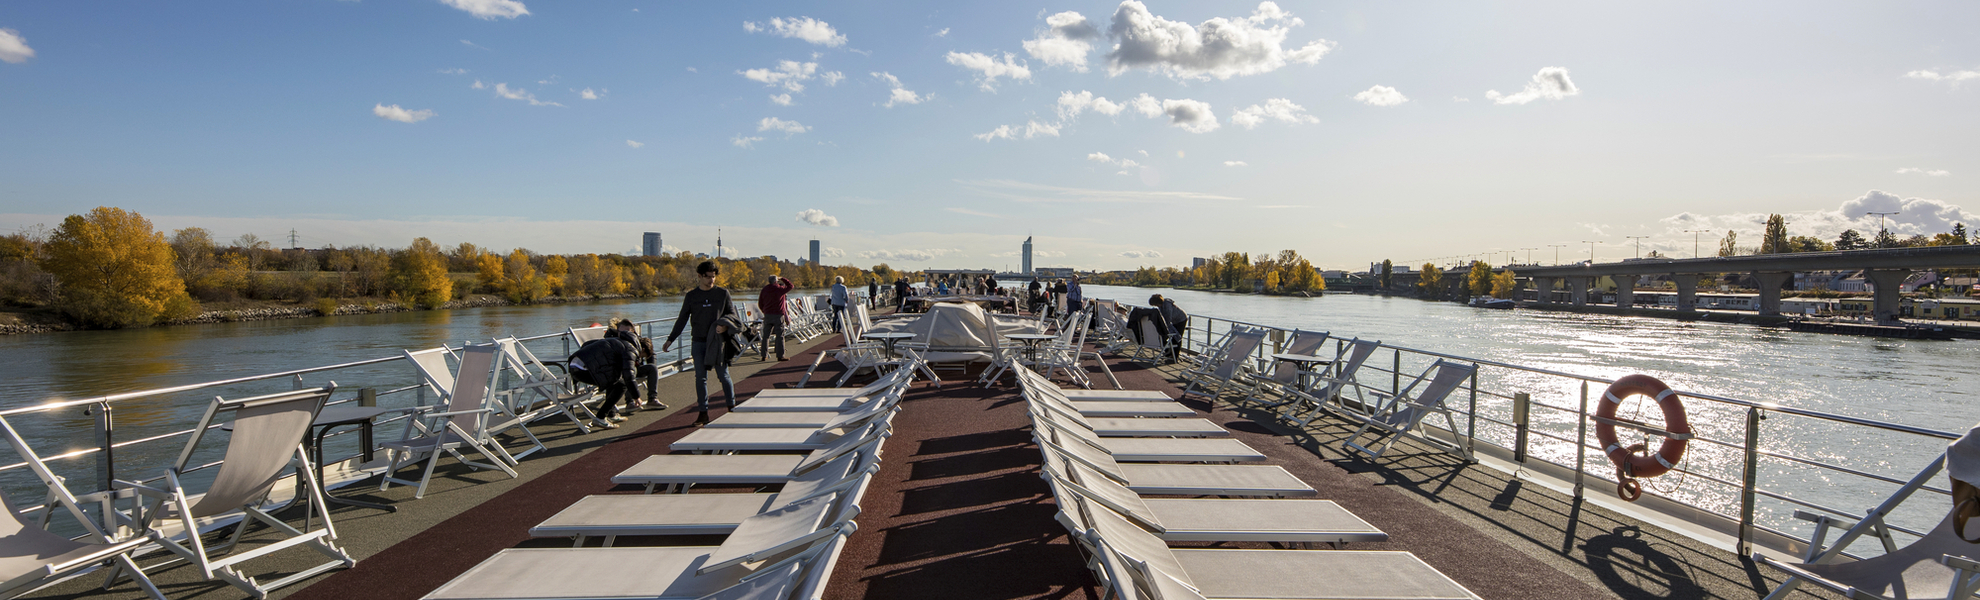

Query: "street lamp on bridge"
left=1684, top=229, right=1712, bottom=258
left=1547, top=244, right=1566, bottom=266
left=1625, top=235, right=1649, bottom=259
left=1581, top=240, right=1604, bottom=264
left=1520, top=247, right=1536, bottom=265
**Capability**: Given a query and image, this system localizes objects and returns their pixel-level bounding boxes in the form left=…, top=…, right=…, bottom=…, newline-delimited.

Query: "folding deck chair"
left=0, top=417, right=167, bottom=600
left=381, top=344, right=520, bottom=498
left=1240, top=329, right=1328, bottom=406
left=114, top=386, right=357, bottom=597
left=1024, top=379, right=1198, bottom=419
left=492, top=337, right=604, bottom=436
left=1756, top=422, right=1980, bottom=600
left=1179, top=327, right=1269, bottom=402
left=1340, top=359, right=1478, bottom=462
left=1016, top=367, right=1173, bottom=403
left=1276, top=338, right=1382, bottom=428
left=672, top=410, right=894, bottom=454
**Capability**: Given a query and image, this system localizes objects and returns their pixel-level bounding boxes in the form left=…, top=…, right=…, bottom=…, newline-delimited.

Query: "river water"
left=1, top=285, right=1972, bottom=546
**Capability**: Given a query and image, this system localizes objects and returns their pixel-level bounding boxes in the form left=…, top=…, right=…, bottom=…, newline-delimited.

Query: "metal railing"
left=1160, top=309, right=1962, bottom=558
left=0, top=316, right=691, bottom=536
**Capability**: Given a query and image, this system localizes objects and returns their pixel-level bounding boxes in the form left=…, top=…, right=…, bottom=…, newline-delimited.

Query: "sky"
left=1, top=0, right=1976, bottom=271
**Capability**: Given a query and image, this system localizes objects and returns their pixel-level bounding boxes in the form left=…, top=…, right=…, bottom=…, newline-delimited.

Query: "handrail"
left=1113, top=301, right=1965, bottom=558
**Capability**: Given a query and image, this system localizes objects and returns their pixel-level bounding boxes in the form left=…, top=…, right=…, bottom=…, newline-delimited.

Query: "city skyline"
left=0, top=1, right=1974, bottom=270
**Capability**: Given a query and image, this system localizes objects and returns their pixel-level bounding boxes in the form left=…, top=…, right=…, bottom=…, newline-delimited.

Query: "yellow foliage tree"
left=1491, top=270, right=1517, bottom=299
left=723, top=261, right=755, bottom=290
left=543, top=255, right=569, bottom=296
left=391, top=237, right=453, bottom=308
left=1418, top=263, right=1443, bottom=296
left=501, top=249, right=546, bottom=303
left=475, top=252, right=504, bottom=291
left=631, top=264, right=657, bottom=296
left=39, top=207, right=197, bottom=328
left=1467, top=261, right=1493, bottom=296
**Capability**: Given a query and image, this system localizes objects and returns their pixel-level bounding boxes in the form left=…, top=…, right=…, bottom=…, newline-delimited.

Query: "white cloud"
left=1056, top=90, right=1126, bottom=121
left=1034, top=250, right=1067, bottom=257
left=935, top=28, right=951, bottom=37
left=795, top=208, right=840, bottom=227
left=492, top=83, right=563, bottom=106
left=1658, top=190, right=1979, bottom=242
left=579, top=88, right=601, bottom=100
left=873, top=72, right=924, bottom=107
left=822, top=247, right=847, bottom=258
left=1086, top=152, right=1139, bottom=171
left=686, top=67, right=698, bottom=73
left=822, top=71, right=845, bottom=86
left=471, top=80, right=486, bottom=89
left=1119, top=250, right=1163, bottom=258
left=858, top=248, right=961, bottom=262
left=1223, top=161, right=1247, bottom=167
left=1896, top=167, right=1951, bottom=177
left=372, top=104, right=436, bottom=123
left=1904, top=69, right=1980, bottom=83
left=945, top=207, right=1001, bottom=218
left=625, top=140, right=644, bottom=149
left=743, top=17, right=847, bottom=47
left=1486, top=67, right=1580, bottom=105
left=1087, top=152, right=1114, bottom=163
left=437, top=68, right=468, bottom=75
left=440, top=0, right=529, bottom=20
left=1229, top=98, right=1316, bottom=129
left=757, top=117, right=809, bottom=135
left=1453, top=96, right=1470, bottom=102
left=1137, top=150, right=1149, bottom=157
left=1105, top=1, right=1333, bottom=80
left=740, top=60, right=818, bottom=92
left=1130, top=94, right=1218, bottom=133
left=1352, top=85, right=1408, bottom=107
left=731, top=135, right=764, bottom=149
left=0, top=29, right=32, bottom=64
left=972, top=120, right=1060, bottom=142
left=460, top=39, right=490, bottom=50
left=945, top=52, right=1032, bottom=90
left=1024, top=11, right=1102, bottom=72
left=956, top=178, right=1241, bottom=205
left=769, top=94, right=793, bottom=106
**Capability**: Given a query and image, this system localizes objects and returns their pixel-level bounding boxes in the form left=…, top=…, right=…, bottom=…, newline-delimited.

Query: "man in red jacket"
left=758, top=275, right=792, bottom=361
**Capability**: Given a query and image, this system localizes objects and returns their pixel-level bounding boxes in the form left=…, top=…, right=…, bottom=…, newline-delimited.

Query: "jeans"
left=830, top=303, right=846, bottom=332
left=691, top=338, right=734, bottom=412
left=572, top=369, right=631, bottom=419
left=761, top=314, right=786, bottom=358
left=634, top=363, right=658, bottom=401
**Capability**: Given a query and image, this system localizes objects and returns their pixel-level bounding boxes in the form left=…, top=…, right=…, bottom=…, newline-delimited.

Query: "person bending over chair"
left=1151, top=294, right=1189, bottom=361
left=614, top=319, right=668, bottom=410
left=569, top=328, right=638, bottom=428
left=662, top=261, right=738, bottom=426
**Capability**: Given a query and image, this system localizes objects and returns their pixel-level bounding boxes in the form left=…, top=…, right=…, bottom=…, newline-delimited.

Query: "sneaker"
left=610, top=415, right=628, bottom=423
left=599, top=421, right=621, bottom=430
left=645, top=400, right=668, bottom=410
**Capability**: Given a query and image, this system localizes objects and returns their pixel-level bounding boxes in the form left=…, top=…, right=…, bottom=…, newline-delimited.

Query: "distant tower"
left=642, top=232, right=662, bottom=257
left=715, top=228, right=723, bottom=259
left=809, top=240, right=821, bottom=266
left=1022, top=237, right=1033, bottom=275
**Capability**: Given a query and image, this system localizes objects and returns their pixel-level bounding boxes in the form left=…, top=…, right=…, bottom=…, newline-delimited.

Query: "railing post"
left=359, top=387, right=377, bottom=407
left=1513, top=392, right=1530, bottom=463
left=87, top=402, right=114, bottom=492
left=1466, top=369, right=1478, bottom=456
left=1575, top=382, right=1588, bottom=499
left=1740, top=406, right=1762, bottom=556
left=1392, top=349, right=1401, bottom=398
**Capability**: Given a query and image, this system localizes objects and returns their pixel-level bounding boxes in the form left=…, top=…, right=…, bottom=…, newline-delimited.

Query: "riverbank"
left=0, top=292, right=642, bottom=336
left=1089, top=281, right=1328, bottom=297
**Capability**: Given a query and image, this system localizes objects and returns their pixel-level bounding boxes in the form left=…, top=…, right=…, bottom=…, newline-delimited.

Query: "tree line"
left=1, top=207, right=902, bottom=329
left=1088, top=250, right=1326, bottom=294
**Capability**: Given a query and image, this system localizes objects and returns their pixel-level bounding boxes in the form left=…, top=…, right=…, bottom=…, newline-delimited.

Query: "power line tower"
left=289, top=229, right=300, bottom=249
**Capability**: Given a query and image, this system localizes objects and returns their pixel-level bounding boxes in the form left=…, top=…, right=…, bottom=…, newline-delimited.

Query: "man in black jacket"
left=614, top=319, right=667, bottom=410
left=662, top=261, right=738, bottom=425
left=568, top=330, right=638, bottom=428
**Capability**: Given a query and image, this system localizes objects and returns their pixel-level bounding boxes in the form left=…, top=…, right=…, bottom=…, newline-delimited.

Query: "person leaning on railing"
left=661, top=261, right=738, bottom=426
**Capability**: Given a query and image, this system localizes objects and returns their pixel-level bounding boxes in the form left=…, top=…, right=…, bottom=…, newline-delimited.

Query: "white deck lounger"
left=1045, top=460, right=1384, bottom=544
left=1017, top=369, right=1177, bottom=403
left=1085, top=504, right=1480, bottom=600
left=618, top=427, right=889, bottom=492
left=673, top=415, right=892, bottom=454
left=533, top=451, right=877, bottom=546
left=423, top=492, right=854, bottom=600
left=1028, top=391, right=1227, bottom=438
left=1042, top=439, right=1315, bottom=498
left=1033, top=413, right=1265, bottom=463
left=709, top=386, right=905, bottom=429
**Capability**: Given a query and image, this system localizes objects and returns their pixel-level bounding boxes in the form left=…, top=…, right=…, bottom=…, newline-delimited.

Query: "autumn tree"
left=1467, top=261, right=1493, bottom=296
left=1760, top=214, right=1790, bottom=254
left=1380, top=259, right=1393, bottom=289
left=1417, top=263, right=1443, bottom=297
left=39, top=207, right=197, bottom=328
left=1835, top=229, right=1865, bottom=251
left=543, top=255, right=569, bottom=295
left=450, top=242, right=480, bottom=272
left=390, top=237, right=452, bottom=307
left=502, top=249, right=547, bottom=303
left=475, top=252, right=504, bottom=291
left=1490, top=269, right=1517, bottom=299
left=1717, top=231, right=1740, bottom=257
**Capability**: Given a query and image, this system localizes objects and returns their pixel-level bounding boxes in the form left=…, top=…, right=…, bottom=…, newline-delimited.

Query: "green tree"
left=1760, top=214, right=1790, bottom=254
left=1218, top=252, right=1250, bottom=290
left=390, top=237, right=452, bottom=307
left=1872, top=228, right=1901, bottom=249
left=1417, top=263, right=1443, bottom=297
left=1380, top=259, right=1392, bottom=289
left=1787, top=236, right=1833, bottom=253
left=1955, top=223, right=1970, bottom=245
left=1717, top=230, right=1740, bottom=257
left=1836, top=229, right=1865, bottom=251
left=1467, top=261, right=1492, bottom=296
left=39, top=207, right=196, bottom=328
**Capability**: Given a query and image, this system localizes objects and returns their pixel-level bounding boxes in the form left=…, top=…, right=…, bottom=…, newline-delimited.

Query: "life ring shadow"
left=1579, top=526, right=1705, bottom=600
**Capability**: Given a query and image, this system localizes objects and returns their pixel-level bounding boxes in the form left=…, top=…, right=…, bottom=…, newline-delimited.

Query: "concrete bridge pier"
left=1866, top=269, right=1910, bottom=325
left=1613, top=278, right=1634, bottom=309
left=1532, top=277, right=1557, bottom=305
left=1671, top=274, right=1700, bottom=311
left=1751, top=272, right=1792, bottom=316
left=1567, top=277, right=1590, bottom=307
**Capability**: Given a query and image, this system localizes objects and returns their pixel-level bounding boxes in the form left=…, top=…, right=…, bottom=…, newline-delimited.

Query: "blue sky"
left=1, top=0, right=1975, bottom=270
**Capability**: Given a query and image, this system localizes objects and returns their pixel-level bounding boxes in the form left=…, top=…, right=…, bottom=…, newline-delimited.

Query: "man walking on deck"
left=759, top=275, right=791, bottom=361
left=662, top=261, right=738, bottom=426
left=830, top=276, right=849, bottom=333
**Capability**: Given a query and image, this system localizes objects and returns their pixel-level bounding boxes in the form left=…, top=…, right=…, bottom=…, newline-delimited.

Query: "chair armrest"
left=424, top=408, right=496, bottom=418
left=110, top=479, right=172, bottom=499
left=1942, top=553, right=1980, bottom=573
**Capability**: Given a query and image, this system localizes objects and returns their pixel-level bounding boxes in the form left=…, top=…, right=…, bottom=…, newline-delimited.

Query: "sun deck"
left=29, top=331, right=1831, bottom=600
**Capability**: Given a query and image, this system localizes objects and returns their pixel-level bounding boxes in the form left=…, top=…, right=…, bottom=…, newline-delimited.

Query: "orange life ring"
left=1595, top=374, right=1690, bottom=480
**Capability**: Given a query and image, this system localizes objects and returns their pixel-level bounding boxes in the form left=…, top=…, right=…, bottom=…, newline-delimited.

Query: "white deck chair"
left=491, top=337, right=602, bottom=437
left=739, top=369, right=912, bottom=412
left=1083, top=503, right=1481, bottom=600
left=1179, top=327, right=1268, bottom=401
left=115, top=386, right=355, bottom=597
left=616, top=428, right=888, bottom=493
left=533, top=449, right=878, bottom=546
left=1021, top=376, right=1197, bottom=419
left=1757, top=423, right=1980, bottom=600
left=1241, top=329, right=1329, bottom=406
left=380, top=344, right=520, bottom=498
left=1043, top=459, right=1384, bottom=546
left=1341, top=359, right=1477, bottom=462
left=1015, top=365, right=1164, bottom=401
left=0, top=417, right=167, bottom=600
left=1272, top=338, right=1383, bottom=428
left=797, top=330, right=886, bottom=388
left=672, top=411, right=895, bottom=454
left=422, top=492, right=857, bottom=600
left=1038, top=438, right=1316, bottom=498
left=1025, top=387, right=1228, bottom=438
left=568, top=325, right=607, bottom=345
left=1032, top=411, right=1266, bottom=463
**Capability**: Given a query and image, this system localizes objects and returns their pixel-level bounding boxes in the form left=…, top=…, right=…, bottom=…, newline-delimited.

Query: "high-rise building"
left=1193, top=257, right=1208, bottom=269
left=809, top=240, right=821, bottom=266
left=1022, top=236, right=1033, bottom=275
left=642, top=232, right=662, bottom=257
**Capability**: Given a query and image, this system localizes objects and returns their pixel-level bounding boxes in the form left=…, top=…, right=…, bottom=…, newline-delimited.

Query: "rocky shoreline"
left=0, top=293, right=640, bottom=336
